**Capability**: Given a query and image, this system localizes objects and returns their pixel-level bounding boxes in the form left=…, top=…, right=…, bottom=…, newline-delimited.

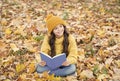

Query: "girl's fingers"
left=39, top=61, right=46, bottom=66
left=62, top=61, right=70, bottom=66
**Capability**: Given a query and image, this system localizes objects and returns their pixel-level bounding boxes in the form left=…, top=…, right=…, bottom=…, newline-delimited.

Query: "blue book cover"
left=40, top=52, right=66, bottom=70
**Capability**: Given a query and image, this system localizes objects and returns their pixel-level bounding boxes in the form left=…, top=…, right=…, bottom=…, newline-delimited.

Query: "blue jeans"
left=36, top=64, right=76, bottom=77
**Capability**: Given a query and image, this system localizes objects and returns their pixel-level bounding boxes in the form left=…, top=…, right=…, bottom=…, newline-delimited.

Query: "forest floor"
left=0, top=0, right=120, bottom=81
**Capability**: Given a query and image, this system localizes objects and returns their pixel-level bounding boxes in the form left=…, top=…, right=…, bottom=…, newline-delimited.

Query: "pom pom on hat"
left=45, top=14, right=66, bottom=33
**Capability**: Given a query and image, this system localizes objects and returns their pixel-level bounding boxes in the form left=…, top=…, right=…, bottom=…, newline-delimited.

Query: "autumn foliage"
left=0, top=0, right=120, bottom=81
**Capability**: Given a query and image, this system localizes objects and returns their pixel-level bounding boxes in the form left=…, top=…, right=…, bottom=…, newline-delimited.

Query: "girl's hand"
left=62, top=60, right=70, bottom=66
left=39, top=61, right=46, bottom=66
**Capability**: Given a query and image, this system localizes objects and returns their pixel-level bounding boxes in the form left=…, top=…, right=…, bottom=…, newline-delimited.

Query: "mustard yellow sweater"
left=41, top=34, right=78, bottom=64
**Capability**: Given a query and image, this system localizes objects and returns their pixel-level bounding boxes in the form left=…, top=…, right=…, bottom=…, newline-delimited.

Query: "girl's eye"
left=60, top=25, right=63, bottom=27
left=55, top=28, right=58, bottom=30
left=54, top=25, right=63, bottom=30
left=59, top=26, right=62, bottom=29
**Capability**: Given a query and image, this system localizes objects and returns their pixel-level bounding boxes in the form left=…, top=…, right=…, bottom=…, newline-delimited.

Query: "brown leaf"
left=80, top=70, right=94, bottom=79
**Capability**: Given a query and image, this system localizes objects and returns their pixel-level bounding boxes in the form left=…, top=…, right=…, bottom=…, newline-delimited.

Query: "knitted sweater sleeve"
left=67, top=35, right=78, bottom=64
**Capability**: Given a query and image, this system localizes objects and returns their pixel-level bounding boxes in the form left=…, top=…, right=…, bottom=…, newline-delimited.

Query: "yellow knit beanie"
left=45, top=14, right=66, bottom=33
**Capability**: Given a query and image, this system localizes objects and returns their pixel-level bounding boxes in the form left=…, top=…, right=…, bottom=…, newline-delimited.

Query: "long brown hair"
left=49, top=25, right=69, bottom=57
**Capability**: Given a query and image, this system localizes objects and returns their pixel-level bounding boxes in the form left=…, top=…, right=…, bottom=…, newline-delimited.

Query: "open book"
left=40, top=52, right=66, bottom=70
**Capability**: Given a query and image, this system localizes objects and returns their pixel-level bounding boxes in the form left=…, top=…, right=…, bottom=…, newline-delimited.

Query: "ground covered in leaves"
left=0, top=0, right=120, bottom=81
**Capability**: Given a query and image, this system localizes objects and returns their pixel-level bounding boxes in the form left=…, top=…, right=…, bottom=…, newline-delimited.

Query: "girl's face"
left=53, top=24, right=64, bottom=38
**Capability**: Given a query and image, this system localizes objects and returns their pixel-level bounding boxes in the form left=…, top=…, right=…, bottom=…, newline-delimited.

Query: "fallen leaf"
left=80, top=70, right=94, bottom=79
left=10, top=43, right=19, bottom=52
left=35, top=79, right=43, bottom=81
left=66, top=76, right=78, bottom=81
left=93, top=64, right=99, bottom=74
left=35, top=53, right=41, bottom=62
left=1, top=18, right=8, bottom=26
left=17, top=73, right=26, bottom=81
left=99, top=7, right=106, bottom=15
left=16, top=63, right=26, bottom=73
left=105, top=57, right=113, bottom=68
left=3, top=79, right=11, bottom=81
left=0, top=40, right=7, bottom=52
left=78, top=54, right=85, bottom=62
left=56, top=3, right=62, bottom=9
left=98, top=48, right=105, bottom=57
left=78, top=48, right=85, bottom=55
left=97, top=29, right=106, bottom=38
left=98, top=74, right=109, bottom=80
left=2, top=56, right=14, bottom=67
left=113, top=68, right=120, bottom=75
left=27, top=63, right=35, bottom=73
left=5, top=28, right=12, bottom=35
left=24, top=39, right=37, bottom=52
left=115, top=60, right=120, bottom=67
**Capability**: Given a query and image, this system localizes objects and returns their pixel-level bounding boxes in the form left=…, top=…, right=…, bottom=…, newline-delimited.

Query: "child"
left=36, top=14, right=78, bottom=77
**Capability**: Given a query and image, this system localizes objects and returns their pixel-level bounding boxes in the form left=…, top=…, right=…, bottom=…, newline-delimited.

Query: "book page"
left=52, top=53, right=66, bottom=59
left=40, top=52, right=52, bottom=58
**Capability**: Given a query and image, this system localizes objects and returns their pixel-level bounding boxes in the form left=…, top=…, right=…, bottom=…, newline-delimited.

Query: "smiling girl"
left=36, top=14, right=78, bottom=77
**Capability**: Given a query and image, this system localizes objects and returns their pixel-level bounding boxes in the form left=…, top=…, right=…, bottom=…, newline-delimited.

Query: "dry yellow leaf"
left=29, top=48, right=37, bottom=53
left=35, top=53, right=41, bottom=62
left=33, top=72, right=39, bottom=78
left=16, top=63, right=26, bottom=73
left=10, top=43, right=19, bottom=52
left=8, top=72, right=15, bottom=78
left=47, top=74, right=55, bottom=80
left=78, top=54, right=85, bottom=62
left=97, top=29, right=106, bottom=38
left=98, top=74, right=109, bottom=80
left=5, top=28, right=12, bottom=35
left=41, top=71, right=62, bottom=80
left=26, top=15, right=31, bottom=23
left=42, top=71, right=49, bottom=78
left=56, top=3, right=61, bottom=9
left=104, top=50, right=110, bottom=55
left=1, top=19, right=8, bottom=26
left=24, top=40, right=37, bottom=52
left=10, top=18, right=21, bottom=27
left=115, top=60, right=120, bottom=68
left=27, top=63, right=35, bottom=73
left=17, top=73, right=26, bottom=81
left=87, top=11, right=93, bottom=17
left=66, top=76, right=77, bottom=81
left=78, top=48, right=85, bottom=55
left=14, top=29, right=21, bottom=35
left=95, top=79, right=100, bottom=81
left=98, top=48, right=104, bottom=56
left=105, top=57, right=113, bottom=69
left=99, top=7, right=105, bottom=15
left=0, top=40, right=7, bottom=52
left=2, top=56, right=13, bottom=67
left=54, top=76, right=62, bottom=81
left=88, top=29, right=95, bottom=35
left=18, top=26, right=27, bottom=36
left=3, top=79, right=11, bottom=81
left=36, top=78, right=44, bottom=81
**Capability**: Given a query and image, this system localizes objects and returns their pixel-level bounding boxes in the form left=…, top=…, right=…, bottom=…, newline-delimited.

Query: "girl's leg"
left=49, top=64, right=76, bottom=77
left=36, top=64, right=50, bottom=73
